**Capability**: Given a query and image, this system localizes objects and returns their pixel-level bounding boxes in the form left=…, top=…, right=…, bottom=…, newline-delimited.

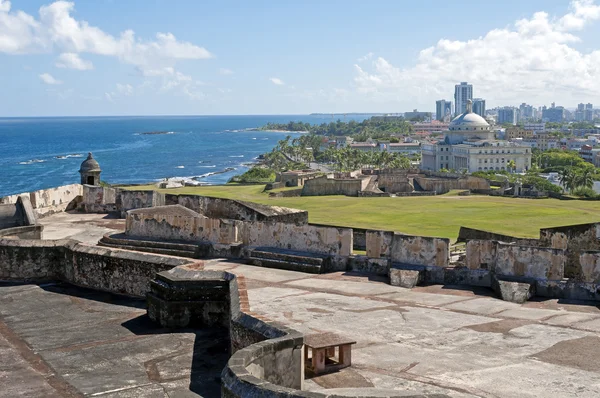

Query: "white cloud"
left=219, top=68, right=233, bottom=75
left=55, top=52, right=93, bottom=70
left=39, top=72, right=62, bottom=85
left=269, top=77, right=284, bottom=85
left=357, top=52, right=373, bottom=62
left=116, top=83, right=133, bottom=96
left=353, top=0, right=600, bottom=107
left=0, top=1, right=212, bottom=72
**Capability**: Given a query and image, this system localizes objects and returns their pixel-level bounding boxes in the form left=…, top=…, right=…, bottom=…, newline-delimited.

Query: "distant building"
left=472, top=98, right=486, bottom=118
left=542, top=106, right=565, bottom=123
left=498, top=107, right=517, bottom=125
left=421, top=100, right=531, bottom=173
left=524, top=122, right=546, bottom=132
left=454, top=82, right=473, bottom=116
left=411, top=121, right=449, bottom=134
left=387, top=143, right=421, bottom=156
left=519, top=103, right=535, bottom=121
left=404, top=109, right=432, bottom=121
left=506, top=127, right=533, bottom=140
left=349, top=143, right=378, bottom=152
left=435, top=100, right=453, bottom=121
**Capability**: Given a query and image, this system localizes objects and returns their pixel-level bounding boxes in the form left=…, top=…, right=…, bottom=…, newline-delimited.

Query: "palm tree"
left=558, top=167, right=576, bottom=193
left=575, top=169, right=594, bottom=190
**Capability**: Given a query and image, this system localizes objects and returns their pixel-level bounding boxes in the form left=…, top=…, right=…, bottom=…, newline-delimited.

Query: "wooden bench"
left=304, top=332, right=356, bottom=375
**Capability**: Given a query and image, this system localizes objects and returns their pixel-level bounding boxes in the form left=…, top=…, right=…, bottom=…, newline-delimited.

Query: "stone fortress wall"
left=3, top=181, right=600, bottom=396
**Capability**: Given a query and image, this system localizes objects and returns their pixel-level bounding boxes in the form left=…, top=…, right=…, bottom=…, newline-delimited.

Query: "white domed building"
left=421, top=100, right=532, bottom=173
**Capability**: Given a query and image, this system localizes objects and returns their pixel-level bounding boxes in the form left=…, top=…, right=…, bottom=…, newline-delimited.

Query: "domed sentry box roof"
left=79, top=152, right=101, bottom=173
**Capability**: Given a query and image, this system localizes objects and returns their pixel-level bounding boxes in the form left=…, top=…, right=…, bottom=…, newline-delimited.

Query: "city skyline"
left=1, top=0, right=600, bottom=116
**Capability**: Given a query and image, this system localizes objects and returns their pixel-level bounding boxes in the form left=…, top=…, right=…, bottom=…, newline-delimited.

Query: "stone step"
left=98, top=239, right=199, bottom=259
left=100, top=233, right=202, bottom=252
left=246, top=256, right=322, bottom=274
left=249, top=248, right=326, bottom=266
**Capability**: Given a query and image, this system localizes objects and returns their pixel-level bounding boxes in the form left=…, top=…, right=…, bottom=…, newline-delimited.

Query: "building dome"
left=79, top=152, right=101, bottom=173
left=449, top=100, right=490, bottom=132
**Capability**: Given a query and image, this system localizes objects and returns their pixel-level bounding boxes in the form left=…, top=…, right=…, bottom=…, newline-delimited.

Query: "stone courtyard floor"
left=204, top=259, right=600, bottom=398
left=0, top=282, right=229, bottom=398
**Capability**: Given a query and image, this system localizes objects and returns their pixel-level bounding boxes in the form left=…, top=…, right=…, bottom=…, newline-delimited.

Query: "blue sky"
left=1, top=0, right=600, bottom=116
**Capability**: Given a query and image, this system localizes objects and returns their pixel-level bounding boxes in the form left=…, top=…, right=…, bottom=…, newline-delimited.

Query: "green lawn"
left=124, top=184, right=600, bottom=239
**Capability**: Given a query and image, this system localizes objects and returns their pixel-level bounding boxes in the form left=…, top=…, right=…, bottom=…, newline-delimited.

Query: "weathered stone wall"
left=119, top=190, right=165, bottom=216
left=366, top=230, right=394, bottom=258
left=377, top=174, right=414, bottom=193
left=413, top=176, right=490, bottom=194
left=165, top=194, right=308, bottom=224
left=0, top=184, right=82, bottom=218
left=0, top=225, right=44, bottom=240
left=301, top=176, right=367, bottom=197
left=465, top=240, right=498, bottom=270
left=126, top=205, right=239, bottom=245
left=390, top=234, right=449, bottom=267
left=0, top=238, right=192, bottom=297
left=239, top=222, right=353, bottom=257
left=458, top=226, right=540, bottom=246
left=0, top=203, right=23, bottom=229
left=579, top=251, right=600, bottom=283
left=540, top=223, right=600, bottom=279
left=495, top=244, right=565, bottom=281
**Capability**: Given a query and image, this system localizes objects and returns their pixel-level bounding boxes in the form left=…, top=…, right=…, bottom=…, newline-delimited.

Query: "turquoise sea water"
left=0, top=115, right=368, bottom=197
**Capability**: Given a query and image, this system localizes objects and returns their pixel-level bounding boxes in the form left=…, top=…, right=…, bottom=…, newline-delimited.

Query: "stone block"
left=493, top=277, right=535, bottom=304
left=389, top=268, right=423, bottom=288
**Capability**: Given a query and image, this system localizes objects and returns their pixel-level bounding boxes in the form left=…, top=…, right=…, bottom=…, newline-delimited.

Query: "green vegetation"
left=125, top=184, right=600, bottom=240
left=229, top=167, right=276, bottom=183
left=260, top=117, right=413, bottom=139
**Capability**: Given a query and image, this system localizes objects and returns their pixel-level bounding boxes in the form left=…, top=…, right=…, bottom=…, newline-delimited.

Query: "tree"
left=575, top=169, right=594, bottom=190
left=507, top=160, right=516, bottom=173
left=558, top=167, right=576, bottom=193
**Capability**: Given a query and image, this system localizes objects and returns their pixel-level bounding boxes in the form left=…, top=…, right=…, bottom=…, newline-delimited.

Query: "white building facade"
left=421, top=100, right=532, bottom=173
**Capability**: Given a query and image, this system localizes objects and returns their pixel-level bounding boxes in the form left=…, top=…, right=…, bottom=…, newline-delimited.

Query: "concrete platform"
left=0, top=282, right=228, bottom=398
left=203, top=260, right=600, bottom=398
left=39, top=212, right=125, bottom=244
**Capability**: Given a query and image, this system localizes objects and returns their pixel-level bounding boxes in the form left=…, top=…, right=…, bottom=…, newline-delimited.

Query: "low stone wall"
left=413, top=175, right=489, bottom=195
left=0, top=184, right=82, bottom=218
left=167, top=194, right=308, bottom=224
left=301, top=176, right=367, bottom=197
left=578, top=251, right=600, bottom=283
left=458, top=226, right=540, bottom=246
left=540, top=223, right=600, bottom=279
left=126, top=205, right=240, bottom=245
left=378, top=174, right=413, bottom=193
left=366, top=230, right=394, bottom=258
left=239, top=222, right=352, bottom=257
left=495, top=244, right=565, bottom=281
left=119, top=190, right=165, bottom=217
left=81, top=185, right=118, bottom=213
left=390, top=234, right=449, bottom=267
left=0, top=225, right=44, bottom=240
left=0, top=238, right=192, bottom=297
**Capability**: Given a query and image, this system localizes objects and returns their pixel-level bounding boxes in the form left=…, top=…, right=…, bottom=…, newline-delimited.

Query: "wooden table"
left=304, top=332, right=356, bottom=375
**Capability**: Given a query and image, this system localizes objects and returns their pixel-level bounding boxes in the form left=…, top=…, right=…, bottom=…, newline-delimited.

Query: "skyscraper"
left=498, top=107, right=517, bottom=125
left=472, top=98, right=486, bottom=117
left=454, top=82, right=473, bottom=116
left=435, top=100, right=453, bottom=121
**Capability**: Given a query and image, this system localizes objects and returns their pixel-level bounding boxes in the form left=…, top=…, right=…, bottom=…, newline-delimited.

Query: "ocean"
left=0, top=115, right=369, bottom=197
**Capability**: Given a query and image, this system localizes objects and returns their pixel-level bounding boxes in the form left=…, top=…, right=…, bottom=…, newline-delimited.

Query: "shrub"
left=229, top=167, right=276, bottom=183
left=572, top=186, right=599, bottom=199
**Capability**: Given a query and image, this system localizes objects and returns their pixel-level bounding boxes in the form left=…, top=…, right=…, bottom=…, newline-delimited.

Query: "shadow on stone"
left=122, top=314, right=229, bottom=398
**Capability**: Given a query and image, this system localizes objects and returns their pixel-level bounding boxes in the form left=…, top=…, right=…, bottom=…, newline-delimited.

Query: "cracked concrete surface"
left=204, top=260, right=600, bottom=398
left=0, top=282, right=228, bottom=398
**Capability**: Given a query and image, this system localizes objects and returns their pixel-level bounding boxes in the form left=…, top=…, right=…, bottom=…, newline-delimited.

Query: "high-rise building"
left=585, top=103, right=594, bottom=122
left=519, top=103, right=534, bottom=121
left=472, top=98, right=486, bottom=117
left=435, top=100, right=453, bottom=121
left=498, top=107, right=517, bottom=125
left=454, top=82, right=473, bottom=116
left=542, top=106, right=565, bottom=123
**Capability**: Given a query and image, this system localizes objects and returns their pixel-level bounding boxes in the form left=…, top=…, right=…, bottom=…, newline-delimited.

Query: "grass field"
left=126, top=184, right=600, bottom=240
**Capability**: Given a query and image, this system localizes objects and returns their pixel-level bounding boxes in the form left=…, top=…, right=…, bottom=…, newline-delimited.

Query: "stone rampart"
left=495, top=244, right=565, bottom=281
left=239, top=222, right=352, bottom=257
left=301, top=176, right=368, bottom=197
left=377, top=174, right=414, bottom=193
left=366, top=230, right=394, bottom=258
left=126, top=205, right=239, bottom=245
left=578, top=251, right=600, bottom=283
left=0, top=238, right=192, bottom=297
left=390, top=234, right=449, bottom=267
left=0, top=184, right=82, bottom=218
left=413, top=175, right=489, bottom=194
left=540, top=223, right=600, bottom=279
left=81, top=185, right=118, bottom=213
left=119, top=190, right=165, bottom=217
left=458, top=226, right=540, bottom=246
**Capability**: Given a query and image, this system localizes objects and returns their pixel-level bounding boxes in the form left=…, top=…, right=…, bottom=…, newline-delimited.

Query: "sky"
left=1, top=0, right=600, bottom=116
